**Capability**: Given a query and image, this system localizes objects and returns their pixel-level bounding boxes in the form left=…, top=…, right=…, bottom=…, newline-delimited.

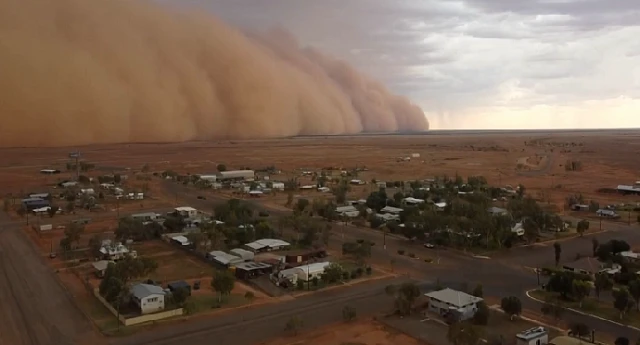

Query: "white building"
left=516, top=327, right=549, bottom=345
left=277, top=261, right=331, bottom=284
left=271, top=182, right=285, bottom=191
left=131, top=284, right=165, bottom=314
left=245, top=238, right=290, bottom=252
left=171, top=235, right=191, bottom=246
left=207, top=250, right=243, bottom=266
left=512, top=222, right=525, bottom=236
left=336, top=205, right=358, bottom=214
left=434, top=202, right=447, bottom=211
left=380, top=206, right=403, bottom=215
left=424, top=288, right=483, bottom=321
left=199, top=174, right=218, bottom=182
left=621, top=251, right=640, bottom=262
left=99, top=243, right=134, bottom=260
left=130, top=212, right=161, bottom=222
left=403, top=197, right=425, bottom=205
left=175, top=206, right=198, bottom=218
left=217, top=170, right=255, bottom=181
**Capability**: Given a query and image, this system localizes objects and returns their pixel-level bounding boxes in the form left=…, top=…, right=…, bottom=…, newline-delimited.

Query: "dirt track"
left=0, top=224, right=97, bottom=345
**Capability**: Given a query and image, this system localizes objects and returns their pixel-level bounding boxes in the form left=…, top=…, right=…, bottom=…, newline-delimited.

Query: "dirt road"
left=0, top=225, right=97, bottom=345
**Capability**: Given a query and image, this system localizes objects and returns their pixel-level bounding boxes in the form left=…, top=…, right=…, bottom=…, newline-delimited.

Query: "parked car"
left=423, top=243, right=435, bottom=249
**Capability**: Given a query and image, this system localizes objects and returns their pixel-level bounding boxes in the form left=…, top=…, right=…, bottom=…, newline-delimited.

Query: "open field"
left=2, top=131, right=640, bottom=215
left=259, top=319, right=422, bottom=345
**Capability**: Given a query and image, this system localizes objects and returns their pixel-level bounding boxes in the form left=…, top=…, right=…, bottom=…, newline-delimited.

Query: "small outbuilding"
left=229, top=248, right=255, bottom=261
left=244, top=239, right=290, bottom=253
left=167, top=280, right=191, bottom=296
left=207, top=251, right=243, bottom=266
left=234, top=261, right=273, bottom=279
left=516, top=327, right=548, bottom=345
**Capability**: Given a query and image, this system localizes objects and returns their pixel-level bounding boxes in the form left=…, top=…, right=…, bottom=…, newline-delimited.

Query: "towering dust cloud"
left=0, top=0, right=429, bottom=147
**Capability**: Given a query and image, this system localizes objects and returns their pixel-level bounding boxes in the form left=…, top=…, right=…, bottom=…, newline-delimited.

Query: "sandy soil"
left=258, top=319, right=422, bottom=345
left=2, top=132, right=639, bottom=215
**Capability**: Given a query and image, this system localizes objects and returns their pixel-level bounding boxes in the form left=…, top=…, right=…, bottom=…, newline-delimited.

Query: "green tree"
left=294, top=198, right=310, bottom=215
left=284, top=315, right=304, bottom=335
left=342, top=305, right=357, bottom=322
left=211, top=269, right=235, bottom=303
left=576, top=220, right=589, bottom=236
left=613, top=287, right=632, bottom=319
left=553, top=242, right=562, bottom=266
left=473, top=301, right=489, bottom=325
left=64, top=222, right=84, bottom=247
left=541, top=296, right=564, bottom=321
left=47, top=206, right=59, bottom=218
left=628, top=280, right=640, bottom=311
left=323, top=263, right=343, bottom=283
left=572, top=279, right=591, bottom=308
left=171, top=287, right=189, bottom=307
left=393, top=282, right=421, bottom=316
left=594, top=273, right=613, bottom=299
left=88, top=234, right=104, bottom=259
left=500, top=296, right=522, bottom=320
left=472, top=284, right=483, bottom=298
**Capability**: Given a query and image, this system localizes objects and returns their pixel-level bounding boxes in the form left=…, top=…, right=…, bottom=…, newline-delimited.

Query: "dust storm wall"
left=0, top=0, right=429, bottom=147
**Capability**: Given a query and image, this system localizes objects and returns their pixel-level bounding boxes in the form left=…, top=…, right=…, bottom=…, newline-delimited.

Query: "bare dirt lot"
left=258, top=319, right=422, bottom=345
left=2, top=131, right=639, bottom=213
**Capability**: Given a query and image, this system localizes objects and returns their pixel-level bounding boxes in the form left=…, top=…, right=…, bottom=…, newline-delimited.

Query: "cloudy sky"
left=166, top=0, right=640, bottom=130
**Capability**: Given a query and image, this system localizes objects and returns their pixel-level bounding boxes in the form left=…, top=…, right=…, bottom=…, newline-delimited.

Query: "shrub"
left=296, top=279, right=304, bottom=290
left=366, top=267, right=372, bottom=275
left=350, top=271, right=357, bottom=279
left=408, top=253, right=416, bottom=258
left=424, top=258, right=433, bottom=263
left=356, top=267, right=363, bottom=276
left=342, top=271, right=350, bottom=281
left=397, top=249, right=405, bottom=255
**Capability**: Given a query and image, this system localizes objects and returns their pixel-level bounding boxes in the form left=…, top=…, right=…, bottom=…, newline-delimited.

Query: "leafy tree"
left=447, top=321, right=484, bottom=345
left=284, top=316, right=304, bottom=335
left=294, top=198, right=310, bottom=215
left=473, top=301, right=489, bottom=325
left=366, top=189, right=388, bottom=212
left=47, top=206, right=59, bottom=218
left=500, top=296, right=522, bottom=320
left=569, top=322, right=590, bottom=337
left=244, top=291, right=255, bottom=303
left=323, top=263, right=343, bottom=283
left=613, top=287, right=632, bottom=319
left=615, top=337, right=630, bottom=345
left=88, top=234, right=104, bottom=259
left=472, top=284, right=483, bottom=298
left=594, top=273, right=613, bottom=299
left=171, top=287, right=189, bottom=307
left=572, top=279, right=591, bottom=308
left=576, top=220, right=589, bottom=237
left=628, top=280, right=640, bottom=310
left=64, top=222, right=84, bottom=247
left=211, top=269, right=235, bottom=302
left=592, top=238, right=599, bottom=257
left=216, top=164, right=227, bottom=172
left=342, top=305, right=357, bottom=322
left=596, top=240, right=631, bottom=261
left=392, top=283, right=421, bottom=316
left=554, top=242, right=562, bottom=266
left=98, top=257, right=158, bottom=304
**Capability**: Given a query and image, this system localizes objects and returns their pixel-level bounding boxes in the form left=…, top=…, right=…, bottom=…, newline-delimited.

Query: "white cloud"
left=162, top=0, right=640, bottom=129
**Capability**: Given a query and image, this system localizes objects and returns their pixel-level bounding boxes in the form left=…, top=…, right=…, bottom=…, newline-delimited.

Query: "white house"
left=175, top=206, right=198, bottom=218
left=380, top=206, right=403, bottom=215
left=296, top=262, right=331, bottom=281
left=516, top=327, right=549, bottom=345
left=131, top=284, right=166, bottom=314
left=424, top=288, right=483, bottom=321
left=99, top=243, right=135, bottom=260
left=271, top=182, right=285, bottom=191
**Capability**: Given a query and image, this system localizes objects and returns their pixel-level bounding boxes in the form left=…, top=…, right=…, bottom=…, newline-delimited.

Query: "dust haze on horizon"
left=0, top=0, right=429, bottom=148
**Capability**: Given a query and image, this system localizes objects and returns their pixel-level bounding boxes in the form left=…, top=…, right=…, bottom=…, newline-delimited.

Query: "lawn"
left=186, top=294, right=248, bottom=314
left=530, top=289, right=640, bottom=328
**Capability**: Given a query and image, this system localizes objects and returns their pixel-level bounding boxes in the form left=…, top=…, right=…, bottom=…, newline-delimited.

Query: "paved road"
left=112, top=276, right=413, bottom=345
left=0, top=218, right=98, bottom=345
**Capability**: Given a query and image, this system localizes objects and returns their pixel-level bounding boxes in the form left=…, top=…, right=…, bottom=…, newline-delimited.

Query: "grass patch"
left=530, top=289, right=640, bottom=328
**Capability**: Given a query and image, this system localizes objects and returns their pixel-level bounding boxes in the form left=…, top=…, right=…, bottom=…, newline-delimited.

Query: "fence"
left=92, top=288, right=184, bottom=326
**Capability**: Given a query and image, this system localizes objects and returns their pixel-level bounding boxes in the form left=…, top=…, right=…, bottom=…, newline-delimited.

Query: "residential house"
left=516, top=327, right=549, bottom=345
left=91, top=260, right=114, bottom=278
left=130, top=212, right=161, bottom=223
left=99, top=243, right=134, bottom=261
left=403, top=197, right=425, bottom=205
left=596, top=209, right=619, bottom=218
left=21, top=198, right=50, bottom=211
left=380, top=206, right=403, bottom=215
left=487, top=207, right=508, bottom=216
left=317, top=186, right=331, bottom=193
left=174, top=206, right=198, bottom=218
left=621, top=251, right=640, bottom=263
left=130, top=283, right=165, bottom=314
left=244, top=239, right=290, bottom=253
left=424, top=288, right=483, bottom=321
